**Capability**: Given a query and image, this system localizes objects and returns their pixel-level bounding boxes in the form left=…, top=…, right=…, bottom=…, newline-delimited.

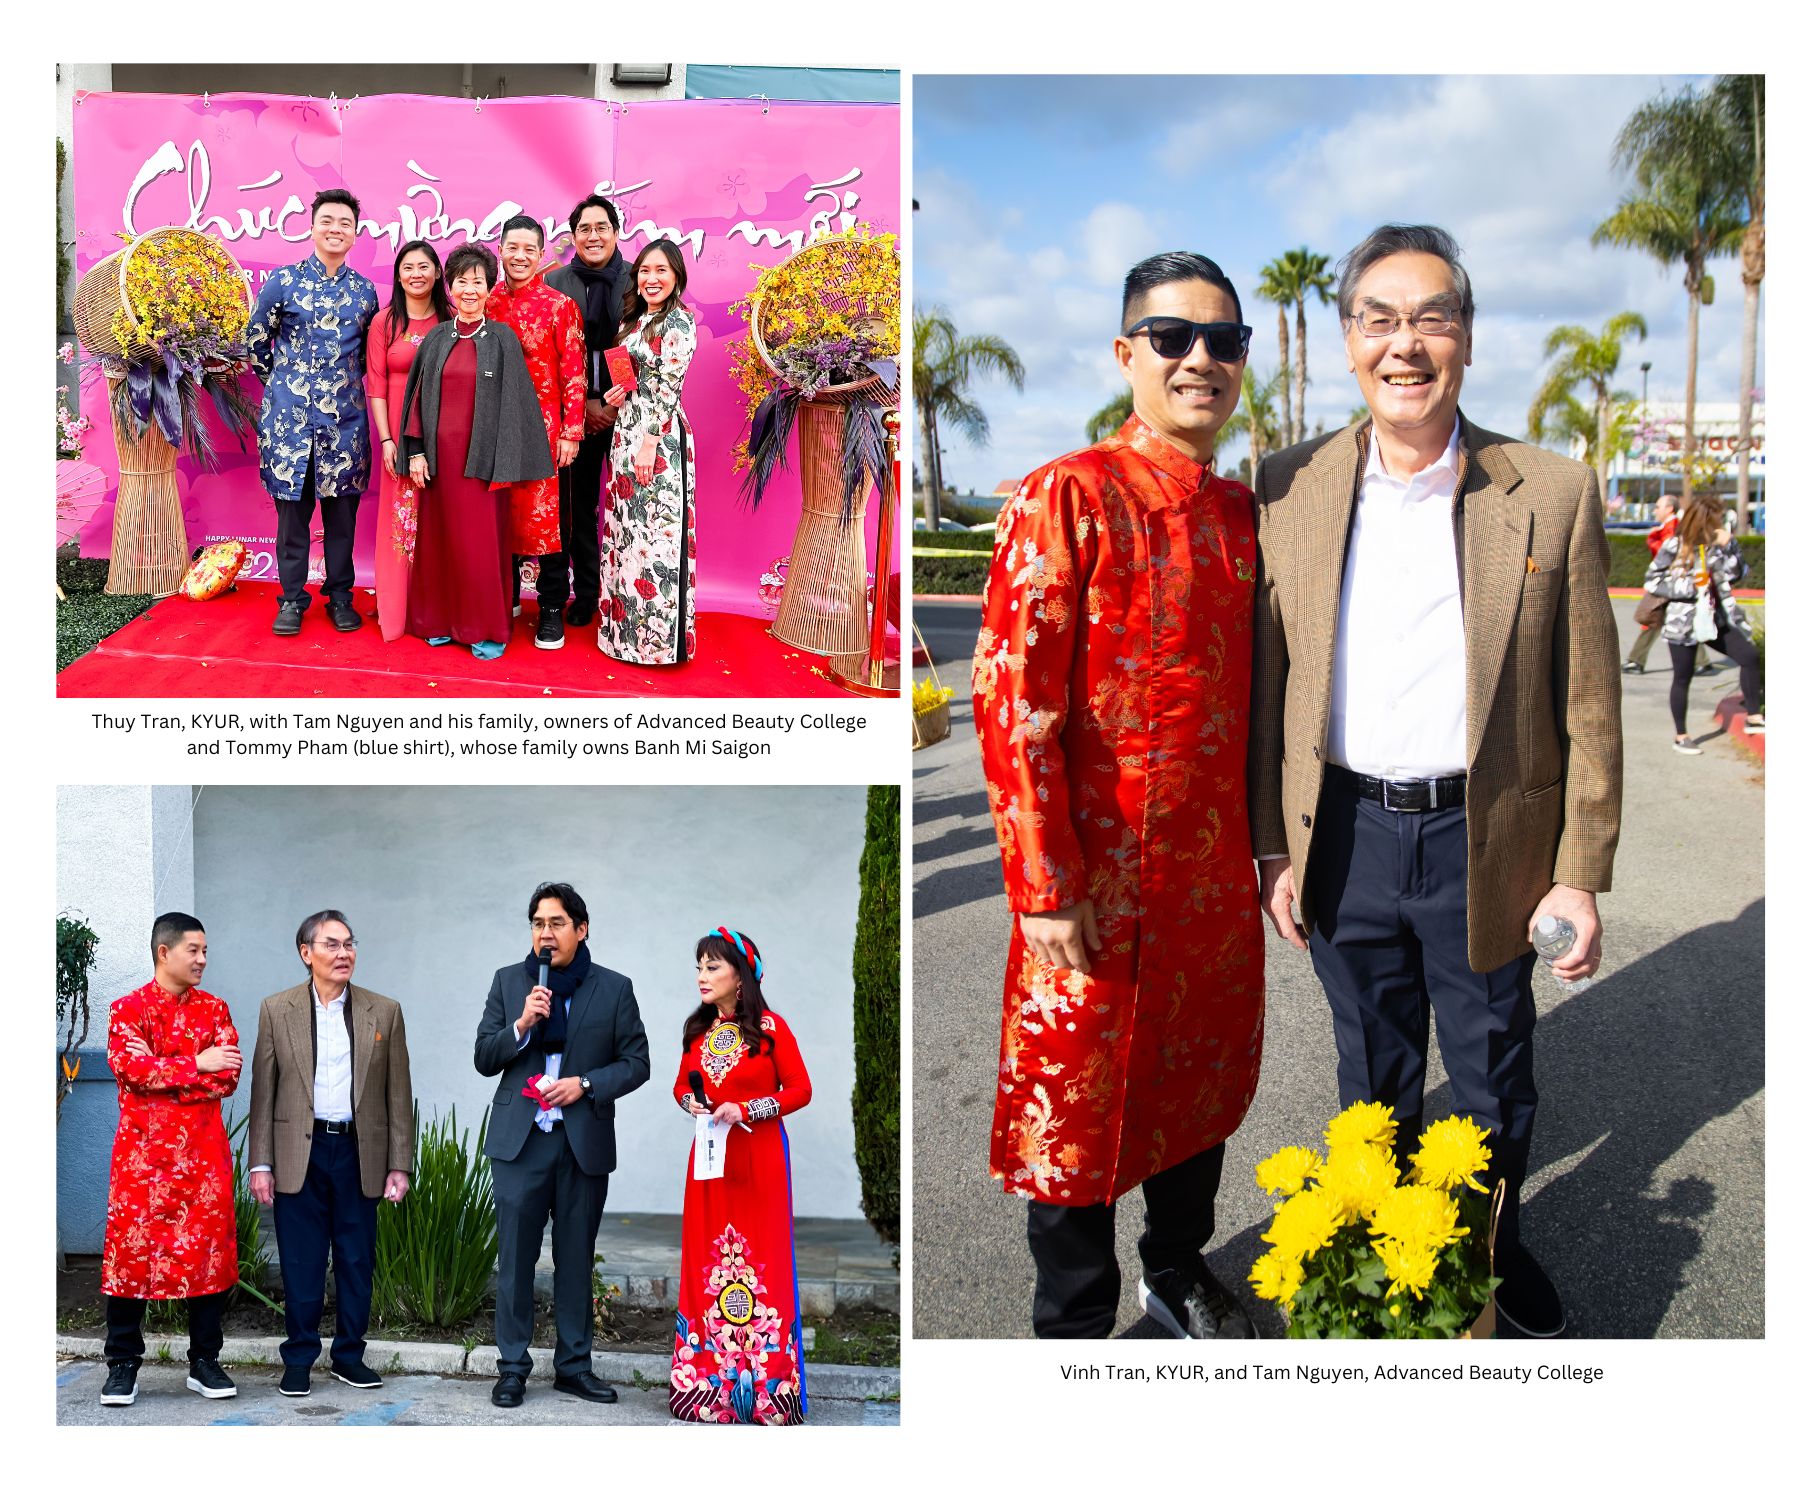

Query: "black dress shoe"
left=331, top=1358, right=383, bottom=1388
left=535, top=605, right=566, bottom=651
left=273, top=600, right=304, bottom=635
left=491, top=1371, right=527, bottom=1408
left=186, top=1357, right=238, bottom=1398
left=565, top=599, right=597, bottom=628
left=328, top=599, right=363, bottom=632
left=552, top=1371, right=618, bottom=1403
left=278, top=1365, right=311, bottom=1397
left=1493, top=1244, right=1566, bottom=1337
left=100, top=1361, right=139, bottom=1406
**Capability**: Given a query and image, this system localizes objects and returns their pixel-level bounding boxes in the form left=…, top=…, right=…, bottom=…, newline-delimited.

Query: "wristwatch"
left=579, top=1075, right=593, bottom=1096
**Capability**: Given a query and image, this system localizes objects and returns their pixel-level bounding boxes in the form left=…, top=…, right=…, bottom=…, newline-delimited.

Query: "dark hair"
left=443, top=242, right=499, bottom=292
left=528, top=882, right=589, bottom=929
left=499, top=213, right=545, bottom=250
left=1336, top=224, right=1476, bottom=328
left=296, top=909, right=353, bottom=960
left=385, top=240, right=451, bottom=347
left=151, top=911, right=204, bottom=963
left=311, top=187, right=361, bottom=223
left=1121, top=250, right=1243, bottom=330
left=682, top=931, right=773, bottom=1057
left=570, top=193, right=620, bottom=233
left=619, top=239, right=689, bottom=340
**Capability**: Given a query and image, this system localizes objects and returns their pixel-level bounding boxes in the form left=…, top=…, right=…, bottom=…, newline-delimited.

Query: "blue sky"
left=914, top=74, right=1760, bottom=495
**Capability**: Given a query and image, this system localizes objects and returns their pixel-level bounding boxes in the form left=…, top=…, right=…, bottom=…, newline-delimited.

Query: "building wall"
left=107, top=63, right=685, bottom=103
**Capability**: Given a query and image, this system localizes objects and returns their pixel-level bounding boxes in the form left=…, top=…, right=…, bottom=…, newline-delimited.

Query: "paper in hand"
left=604, top=345, right=637, bottom=394
left=521, top=1073, right=550, bottom=1106
left=693, top=1115, right=730, bottom=1180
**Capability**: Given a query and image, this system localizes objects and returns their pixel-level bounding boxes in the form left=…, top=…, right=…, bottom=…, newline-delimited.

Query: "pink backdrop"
left=71, top=91, right=902, bottom=612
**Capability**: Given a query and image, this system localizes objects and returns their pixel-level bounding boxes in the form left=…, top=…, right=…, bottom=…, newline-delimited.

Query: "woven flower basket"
left=913, top=702, right=951, bottom=751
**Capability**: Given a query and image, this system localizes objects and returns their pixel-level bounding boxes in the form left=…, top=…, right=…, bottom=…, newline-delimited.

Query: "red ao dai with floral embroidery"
left=485, top=275, right=587, bottom=557
left=669, top=1012, right=812, bottom=1425
left=972, top=416, right=1265, bottom=1208
left=100, top=980, right=242, bottom=1298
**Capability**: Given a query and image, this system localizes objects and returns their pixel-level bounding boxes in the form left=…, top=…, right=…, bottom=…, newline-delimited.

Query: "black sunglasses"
left=1125, top=316, right=1253, bottom=363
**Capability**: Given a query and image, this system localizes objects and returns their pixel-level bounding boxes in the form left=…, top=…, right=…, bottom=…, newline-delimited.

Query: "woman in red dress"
left=669, top=928, right=811, bottom=1425
left=366, top=240, right=449, bottom=640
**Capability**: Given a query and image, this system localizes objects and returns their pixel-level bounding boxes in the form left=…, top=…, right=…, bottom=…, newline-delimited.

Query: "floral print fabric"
left=246, top=254, right=380, bottom=499
left=486, top=275, right=587, bottom=557
left=601, top=309, right=698, bottom=664
left=100, top=980, right=241, bottom=1299
left=972, top=415, right=1266, bottom=1207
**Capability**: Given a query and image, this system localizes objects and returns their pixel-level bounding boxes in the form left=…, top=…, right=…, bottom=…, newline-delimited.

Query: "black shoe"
left=535, top=605, right=566, bottom=651
left=1621, top=660, right=1644, bottom=674
left=100, top=1362, right=139, bottom=1407
left=1493, top=1244, right=1566, bottom=1337
left=1139, top=1259, right=1257, bottom=1340
left=278, top=1365, right=311, bottom=1397
left=273, top=600, right=304, bottom=635
left=331, top=1358, right=382, bottom=1388
left=491, top=1372, right=526, bottom=1408
left=1695, top=663, right=1721, bottom=676
left=552, top=1370, right=618, bottom=1403
left=328, top=598, right=363, bottom=632
left=186, top=1357, right=238, bottom=1399
left=566, top=599, right=597, bottom=628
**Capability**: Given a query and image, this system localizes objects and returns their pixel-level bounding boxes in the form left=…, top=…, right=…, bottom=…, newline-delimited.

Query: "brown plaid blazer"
left=247, top=981, right=414, bottom=1197
left=1248, top=415, right=1623, bottom=972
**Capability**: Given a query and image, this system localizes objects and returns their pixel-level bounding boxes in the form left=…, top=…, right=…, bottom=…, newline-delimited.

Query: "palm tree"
left=1525, top=313, right=1648, bottom=491
left=1596, top=87, right=1746, bottom=505
left=1711, top=75, right=1765, bottom=533
left=1220, top=364, right=1282, bottom=476
left=912, top=307, right=1026, bottom=530
left=1085, top=389, right=1133, bottom=444
left=1535, top=391, right=1640, bottom=481
left=1257, top=248, right=1336, bottom=448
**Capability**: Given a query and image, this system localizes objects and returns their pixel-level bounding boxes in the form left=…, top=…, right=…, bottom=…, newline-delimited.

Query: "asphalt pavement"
left=911, top=597, right=1764, bottom=1340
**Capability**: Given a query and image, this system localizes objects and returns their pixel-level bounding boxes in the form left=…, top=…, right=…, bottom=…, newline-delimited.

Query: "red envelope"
left=521, top=1073, right=550, bottom=1105
left=604, top=345, right=637, bottom=393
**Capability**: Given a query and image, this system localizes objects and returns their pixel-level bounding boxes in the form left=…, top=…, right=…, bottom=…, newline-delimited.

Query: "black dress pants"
left=559, top=431, right=609, bottom=609
left=1306, top=767, right=1537, bottom=1255
left=270, top=1129, right=379, bottom=1370
left=1668, top=626, right=1762, bottom=734
left=104, top=1289, right=229, bottom=1367
left=274, top=453, right=359, bottom=610
left=1026, top=1141, right=1226, bottom=1338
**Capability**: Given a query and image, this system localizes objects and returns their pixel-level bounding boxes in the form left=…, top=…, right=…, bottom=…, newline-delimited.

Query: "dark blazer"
left=1249, top=415, right=1623, bottom=973
left=247, top=981, right=414, bottom=1198
left=398, top=318, right=555, bottom=487
left=545, top=259, right=629, bottom=362
left=473, top=959, right=650, bottom=1176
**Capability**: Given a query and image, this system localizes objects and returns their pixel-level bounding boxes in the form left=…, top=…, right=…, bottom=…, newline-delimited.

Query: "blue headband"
left=712, top=926, right=763, bottom=981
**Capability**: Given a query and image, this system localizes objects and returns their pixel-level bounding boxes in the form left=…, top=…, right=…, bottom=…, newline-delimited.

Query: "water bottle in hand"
left=1533, top=915, right=1594, bottom=994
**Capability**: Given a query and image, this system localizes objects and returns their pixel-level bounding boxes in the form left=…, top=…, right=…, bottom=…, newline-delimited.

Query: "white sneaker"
left=1743, top=715, right=1765, bottom=735
left=1673, top=737, right=1704, bottom=755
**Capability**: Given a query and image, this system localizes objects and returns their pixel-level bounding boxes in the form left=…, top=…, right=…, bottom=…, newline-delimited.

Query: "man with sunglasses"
left=972, top=251, right=1265, bottom=1340
left=1250, top=224, right=1622, bottom=1339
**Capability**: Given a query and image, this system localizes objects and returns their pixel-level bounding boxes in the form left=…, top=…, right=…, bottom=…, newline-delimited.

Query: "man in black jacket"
left=544, top=194, right=632, bottom=631
left=474, top=881, right=649, bottom=1408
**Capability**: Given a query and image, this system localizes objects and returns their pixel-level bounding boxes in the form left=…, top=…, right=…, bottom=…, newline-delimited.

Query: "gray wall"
left=188, top=785, right=869, bottom=1217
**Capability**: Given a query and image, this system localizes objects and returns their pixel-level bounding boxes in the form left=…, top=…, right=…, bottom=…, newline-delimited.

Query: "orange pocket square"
left=374, top=1031, right=383, bottom=1042
left=1526, top=556, right=1541, bottom=573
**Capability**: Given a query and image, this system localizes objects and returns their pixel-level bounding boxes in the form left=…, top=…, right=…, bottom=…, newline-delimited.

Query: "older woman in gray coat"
left=399, top=243, right=553, bottom=657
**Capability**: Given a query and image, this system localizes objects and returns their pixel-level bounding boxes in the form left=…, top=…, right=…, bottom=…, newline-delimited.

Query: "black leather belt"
left=1337, top=767, right=1467, bottom=812
left=314, top=1117, right=354, bottom=1136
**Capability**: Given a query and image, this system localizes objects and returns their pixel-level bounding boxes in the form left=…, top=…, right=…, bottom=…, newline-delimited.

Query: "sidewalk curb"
left=54, top=1336, right=899, bottom=1400
left=1713, top=692, right=1765, bottom=762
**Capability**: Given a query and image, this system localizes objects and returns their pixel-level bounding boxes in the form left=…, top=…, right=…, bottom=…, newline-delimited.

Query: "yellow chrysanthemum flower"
left=1323, top=1099, right=1397, bottom=1151
left=1375, top=1236, right=1439, bottom=1299
left=1255, top=1144, right=1323, bottom=1199
left=1248, top=1251, right=1305, bottom=1307
left=1369, top=1184, right=1470, bottom=1253
left=1261, top=1187, right=1344, bottom=1262
left=1314, top=1141, right=1400, bottom=1222
left=1409, top=1115, right=1492, bottom=1193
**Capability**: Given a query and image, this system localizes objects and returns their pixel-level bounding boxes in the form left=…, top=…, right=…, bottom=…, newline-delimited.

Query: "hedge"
left=851, top=785, right=900, bottom=1245
left=913, top=555, right=988, bottom=596
left=913, top=528, right=997, bottom=553
left=1606, top=531, right=1762, bottom=589
left=57, top=553, right=153, bottom=673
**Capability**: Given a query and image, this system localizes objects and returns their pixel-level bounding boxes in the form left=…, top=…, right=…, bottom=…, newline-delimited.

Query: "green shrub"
left=913, top=493, right=1000, bottom=528
left=913, top=529, right=997, bottom=553
left=912, top=555, right=988, bottom=596
left=852, top=786, right=900, bottom=1244
left=57, top=591, right=155, bottom=673
left=371, top=1106, right=497, bottom=1329
left=1606, top=531, right=1763, bottom=589
left=57, top=138, right=72, bottom=329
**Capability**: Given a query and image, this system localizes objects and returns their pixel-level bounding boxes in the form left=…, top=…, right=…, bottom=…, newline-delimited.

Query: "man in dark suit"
left=248, top=910, right=413, bottom=1397
left=475, top=882, right=649, bottom=1408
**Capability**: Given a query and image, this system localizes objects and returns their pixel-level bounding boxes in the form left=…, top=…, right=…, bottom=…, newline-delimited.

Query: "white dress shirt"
left=516, top=1000, right=569, bottom=1130
left=1326, top=420, right=1468, bottom=778
left=312, top=983, right=354, bottom=1122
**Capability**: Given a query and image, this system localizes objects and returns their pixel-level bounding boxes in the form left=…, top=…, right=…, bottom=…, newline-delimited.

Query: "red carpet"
left=57, top=582, right=864, bottom=699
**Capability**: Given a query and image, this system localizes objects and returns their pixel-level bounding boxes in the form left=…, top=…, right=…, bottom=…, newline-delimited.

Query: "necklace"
left=454, top=316, right=485, bottom=340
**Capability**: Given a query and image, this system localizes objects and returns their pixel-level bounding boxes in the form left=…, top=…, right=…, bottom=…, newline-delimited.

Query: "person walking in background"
left=1644, top=494, right=1764, bottom=753
left=366, top=241, right=451, bottom=641
left=247, top=911, right=413, bottom=1398
left=247, top=188, right=380, bottom=637
left=1624, top=495, right=1712, bottom=676
left=488, top=214, right=588, bottom=651
left=670, top=928, right=812, bottom=1424
left=598, top=240, right=699, bottom=665
left=98, top=914, right=242, bottom=1408
left=546, top=193, right=631, bottom=635
left=400, top=243, right=555, bottom=658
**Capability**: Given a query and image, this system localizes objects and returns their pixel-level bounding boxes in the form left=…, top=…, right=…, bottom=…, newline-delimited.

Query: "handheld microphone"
left=537, top=946, right=553, bottom=991
left=688, top=1070, right=709, bottom=1108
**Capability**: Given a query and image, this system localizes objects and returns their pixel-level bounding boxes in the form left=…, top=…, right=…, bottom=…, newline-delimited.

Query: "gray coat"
left=1644, top=536, right=1750, bottom=645
left=399, top=319, right=555, bottom=487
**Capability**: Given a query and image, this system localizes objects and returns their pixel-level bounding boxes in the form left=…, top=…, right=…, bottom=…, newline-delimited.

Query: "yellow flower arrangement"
left=108, top=230, right=249, bottom=363
left=1248, top=1251, right=1305, bottom=1308
left=1254, top=1144, right=1322, bottom=1198
left=1369, top=1183, right=1470, bottom=1254
left=1408, top=1114, right=1492, bottom=1193
left=912, top=679, right=954, bottom=715
left=1314, top=1140, right=1400, bottom=1221
left=1262, top=1188, right=1344, bottom=1261
left=1322, top=1098, right=1397, bottom=1152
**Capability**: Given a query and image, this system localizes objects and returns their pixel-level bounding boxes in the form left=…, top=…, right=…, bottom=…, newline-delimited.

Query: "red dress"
left=405, top=332, right=513, bottom=646
left=669, top=1012, right=811, bottom=1425
left=487, top=275, right=586, bottom=557
left=366, top=312, right=441, bottom=640
left=971, top=415, right=1265, bottom=1207
left=100, top=980, right=241, bottom=1299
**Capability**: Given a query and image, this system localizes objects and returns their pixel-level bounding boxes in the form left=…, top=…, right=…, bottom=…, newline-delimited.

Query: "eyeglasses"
left=312, top=939, right=356, bottom=954
left=1350, top=306, right=1461, bottom=339
left=1124, top=317, right=1253, bottom=363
